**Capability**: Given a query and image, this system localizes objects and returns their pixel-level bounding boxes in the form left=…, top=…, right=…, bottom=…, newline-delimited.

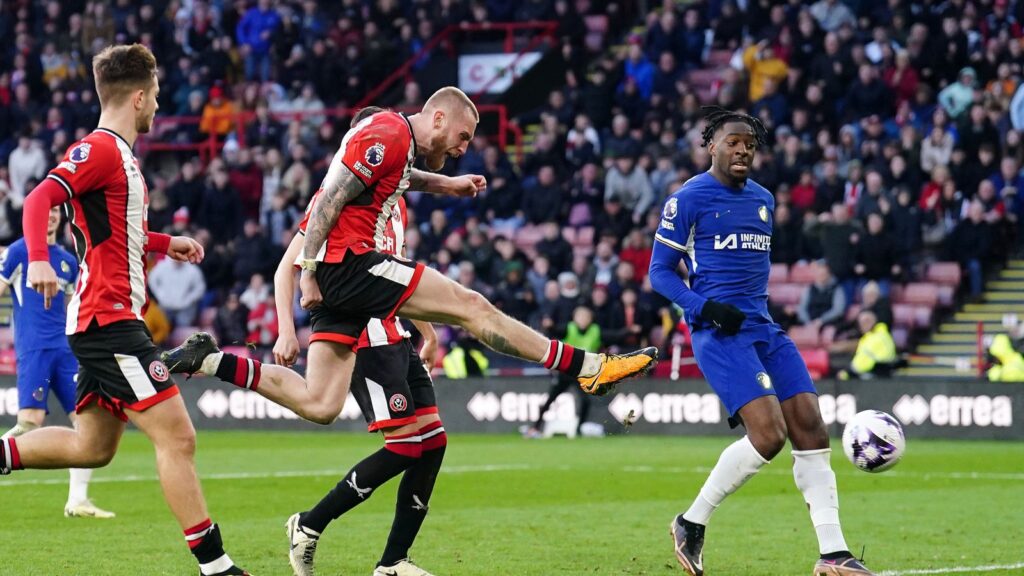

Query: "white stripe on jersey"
left=371, top=135, right=414, bottom=252
left=111, top=137, right=147, bottom=320
left=366, top=318, right=390, bottom=347
left=65, top=260, right=87, bottom=335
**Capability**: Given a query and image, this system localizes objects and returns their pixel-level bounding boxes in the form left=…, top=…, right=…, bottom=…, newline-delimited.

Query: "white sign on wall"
left=458, top=52, right=543, bottom=94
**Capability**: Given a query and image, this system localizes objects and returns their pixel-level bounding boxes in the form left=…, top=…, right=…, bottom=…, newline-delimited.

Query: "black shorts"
left=68, top=320, right=178, bottom=422
left=311, top=250, right=425, bottom=347
left=350, top=339, right=436, bottom=432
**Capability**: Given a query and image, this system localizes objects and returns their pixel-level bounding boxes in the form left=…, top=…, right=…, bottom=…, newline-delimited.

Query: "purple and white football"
left=842, top=410, right=906, bottom=473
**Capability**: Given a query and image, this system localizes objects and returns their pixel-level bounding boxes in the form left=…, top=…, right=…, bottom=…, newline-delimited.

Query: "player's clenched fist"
left=299, top=270, right=323, bottom=310
left=701, top=299, right=746, bottom=336
left=27, top=261, right=59, bottom=309
left=449, top=174, right=486, bottom=197
left=167, top=236, right=205, bottom=264
left=273, top=333, right=301, bottom=367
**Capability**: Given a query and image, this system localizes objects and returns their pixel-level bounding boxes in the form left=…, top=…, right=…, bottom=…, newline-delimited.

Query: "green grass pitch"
left=1, top=432, right=1022, bottom=575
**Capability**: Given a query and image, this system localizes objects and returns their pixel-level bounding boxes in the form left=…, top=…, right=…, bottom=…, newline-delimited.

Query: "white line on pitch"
left=0, top=463, right=534, bottom=487
left=879, top=562, right=1024, bottom=575
left=621, top=465, right=1024, bottom=481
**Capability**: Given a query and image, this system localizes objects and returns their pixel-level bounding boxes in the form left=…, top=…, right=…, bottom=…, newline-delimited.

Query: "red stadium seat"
left=820, top=324, right=837, bottom=347
left=901, top=283, right=939, bottom=307
left=914, top=306, right=934, bottom=329
left=769, top=263, right=789, bottom=283
left=788, top=324, right=822, bottom=348
left=926, top=262, right=962, bottom=287
left=768, top=282, right=805, bottom=306
left=789, top=262, right=815, bottom=284
left=892, top=327, right=909, bottom=350
left=0, top=327, right=13, bottom=349
left=937, top=285, right=955, bottom=307
left=889, top=283, right=904, bottom=303
left=892, top=304, right=916, bottom=329
left=800, top=348, right=830, bottom=379
left=0, top=347, right=16, bottom=375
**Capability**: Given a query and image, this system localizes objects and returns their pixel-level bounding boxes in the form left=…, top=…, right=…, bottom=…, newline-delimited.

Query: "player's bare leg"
left=127, top=393, right=249, bottom=576
left=398, top=266, right=657, bottom=394
left=1, top=403, right=124, bottom=470
left=163, top=334, right=354, bottom=425
left=61, top=412, right=116, bottom=518
left=782, top=393, right=874, bottom=576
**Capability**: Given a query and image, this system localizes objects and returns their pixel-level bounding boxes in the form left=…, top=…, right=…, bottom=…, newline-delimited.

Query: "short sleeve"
left=338, top=118, right=408, bottom=188
left=654, top=189, right=697, bottom=253
left=0, top=242, right=25, bottom=285
left=47, top=138, right=121, bottom=199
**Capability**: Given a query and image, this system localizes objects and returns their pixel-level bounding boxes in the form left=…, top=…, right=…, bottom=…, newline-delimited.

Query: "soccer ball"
left=842, top=410, right=906, bottom=473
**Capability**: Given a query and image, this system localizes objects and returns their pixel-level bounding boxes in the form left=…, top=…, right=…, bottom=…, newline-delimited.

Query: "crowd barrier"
left=0, top=377, right=1018, bottom=440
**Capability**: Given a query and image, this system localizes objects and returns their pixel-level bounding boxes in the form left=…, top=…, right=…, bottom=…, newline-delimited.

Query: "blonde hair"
left=424, top=86, right=479, bottom=123
left=92, top=44, right=157, bottom=106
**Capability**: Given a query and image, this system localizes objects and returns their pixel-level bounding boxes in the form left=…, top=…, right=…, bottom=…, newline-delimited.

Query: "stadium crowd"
left=4, top=0, right=1024, bottom=373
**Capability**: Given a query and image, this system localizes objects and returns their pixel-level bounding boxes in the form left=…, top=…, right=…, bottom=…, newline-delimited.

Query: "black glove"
left=701, top=300, right=746, bottom=335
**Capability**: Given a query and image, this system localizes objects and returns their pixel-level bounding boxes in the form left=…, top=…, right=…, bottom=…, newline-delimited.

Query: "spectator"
left=817, top=203, right=860, bottom=302
left=809, top=0, right=856, bottom=32
left=797, top=261, right=846, bottom=330
left=214, top=292, right=250, bottom=345
left=239, top=272, right=271, bottom=313
left=604, top=149, right=654, bottom=224
left=247, top=292, right=279, bottom=347
left=948, top=200, right=994, bottom=298
left=590, top=285, right=626, bottom=346
left=920, top=125, right=954, bottom=173
left=621, top=38, right=654, bottom=101
left=884, top=50, right=920, bottom=108
left=771, top=203, right=807, bottom=265
left=234, top=219, right=275, bottom=284
left=842, top=310, right=898, bottom=379
left=167, top=159, right=204, bottom=218
left=854, top=213, right=902, bottom=293
left=522, top=165, right=564, bottom=225
left=938, top=67, right=978, bottom=120
left=236, top=0, right=281, bottom=82
left=493, top=258, right=536, bottom=325
left=742, top=38, right=789, bottom=104
left=845, top=64, right=892, bottom=121
left=148, top=257, right=206, bottom=327
left=0, top=179, right=21, bottom=245
left=200, top=167, right=243, bottom=244
left=536, top=221, right=574, bottom=274
left=8, top=136, right=47, bottom=205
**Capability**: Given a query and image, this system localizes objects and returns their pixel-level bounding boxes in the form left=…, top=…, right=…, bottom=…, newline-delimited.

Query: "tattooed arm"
left=302, top=164, right=365, bottom=261
left=409, top=168, right=487, bottom=198
left=298, top=163, right=366, bottom=309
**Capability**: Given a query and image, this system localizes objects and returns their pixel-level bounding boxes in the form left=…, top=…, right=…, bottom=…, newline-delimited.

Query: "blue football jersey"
left=0, top=239, right=78, bottom=352
left=650, top=171, right=774, bottom=329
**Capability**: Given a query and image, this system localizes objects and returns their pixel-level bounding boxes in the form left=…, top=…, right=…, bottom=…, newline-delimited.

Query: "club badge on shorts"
left=149, top=360, right=170, bottom=382
left=389, top=393, right=408, bottom=412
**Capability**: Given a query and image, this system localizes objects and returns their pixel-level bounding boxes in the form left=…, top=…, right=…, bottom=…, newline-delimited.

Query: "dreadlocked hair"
left=699, top=106, right=769, bottom=148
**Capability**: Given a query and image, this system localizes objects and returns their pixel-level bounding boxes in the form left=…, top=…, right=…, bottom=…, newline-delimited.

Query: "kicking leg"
left=163, top=334, right=354, bottom=425
left=398, top=266, right=657, bottom=393
left=783, top=393, right=873, bottom=575
left=127, top=394, right=247, bottom=576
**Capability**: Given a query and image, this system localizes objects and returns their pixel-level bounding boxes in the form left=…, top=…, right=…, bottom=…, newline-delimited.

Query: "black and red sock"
left=380, top=422, right=447, bottom=566
left=215, top=354, right=261, bottom=391
left=542, top=340, right=587, bottom=377
left=300, top=437, right=422, bottom=534
left=0, top=437, right=22, bottom=474
left=185, top=519, right=236, bottom=576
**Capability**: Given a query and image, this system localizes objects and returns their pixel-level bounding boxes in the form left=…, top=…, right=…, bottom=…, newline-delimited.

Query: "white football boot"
left=372, top=558, right=435, bottom=576
left=286, top=512, right=320, bottom=576
left=64, top=500, right=116, bottom=519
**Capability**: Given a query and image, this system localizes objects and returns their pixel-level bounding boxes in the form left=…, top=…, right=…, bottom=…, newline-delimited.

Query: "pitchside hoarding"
left=0, top=377, right=1019, bottom=440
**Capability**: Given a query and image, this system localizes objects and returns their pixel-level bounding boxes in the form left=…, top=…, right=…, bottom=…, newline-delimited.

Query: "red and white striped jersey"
left=46, top=129, right=152, bottom=334
left=298, top=194, right=411, bottom=349
left=305, top=111, right=416, bottom=262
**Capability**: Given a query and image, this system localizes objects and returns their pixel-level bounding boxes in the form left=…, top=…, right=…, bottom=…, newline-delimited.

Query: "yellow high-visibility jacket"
left=852, top=322, right=897, bottom=375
